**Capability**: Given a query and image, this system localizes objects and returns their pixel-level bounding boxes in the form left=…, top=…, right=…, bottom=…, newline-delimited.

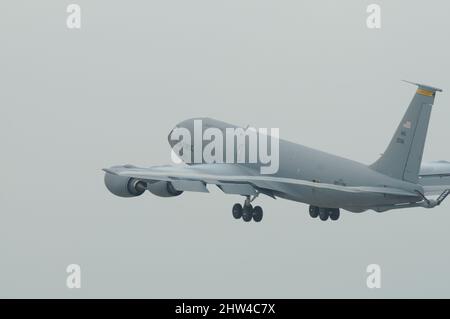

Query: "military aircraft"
left=104, top=82, right=450, bottom=222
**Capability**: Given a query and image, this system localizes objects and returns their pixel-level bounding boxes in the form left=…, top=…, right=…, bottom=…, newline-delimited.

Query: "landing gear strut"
left=232, top=195, right=263, bottom=222
left=309, top=205, right=340, bottom=221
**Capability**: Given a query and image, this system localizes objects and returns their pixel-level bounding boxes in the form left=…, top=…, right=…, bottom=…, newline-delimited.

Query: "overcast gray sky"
left=1, top=0, right=450, bottom=298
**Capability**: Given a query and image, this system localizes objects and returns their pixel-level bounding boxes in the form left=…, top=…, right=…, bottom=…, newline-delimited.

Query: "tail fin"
left=370, top=81, right=442, bottom=183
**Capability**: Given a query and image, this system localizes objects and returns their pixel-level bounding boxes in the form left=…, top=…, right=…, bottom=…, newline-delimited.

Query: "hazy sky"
left=1, top=0, right=450, bottom=298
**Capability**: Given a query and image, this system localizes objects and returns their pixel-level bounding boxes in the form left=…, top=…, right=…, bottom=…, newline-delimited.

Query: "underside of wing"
left=103, top=164, right=419, bottom=198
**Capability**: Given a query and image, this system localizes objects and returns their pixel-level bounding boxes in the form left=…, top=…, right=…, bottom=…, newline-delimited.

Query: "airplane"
left=103, top=82, right=450, bottom=222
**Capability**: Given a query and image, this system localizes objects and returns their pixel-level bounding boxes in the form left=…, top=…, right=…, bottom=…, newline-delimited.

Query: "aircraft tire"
left=319, top=209, right=329, bottom=221
left=329, top=208, right=340, bottom=221
left=232, top=203, right=243, bottom=219
left=252, top=206, right=263, bottom=222
left=242, top=205, right=253, bottom=222
left=309, top=206, right=319, bottom=218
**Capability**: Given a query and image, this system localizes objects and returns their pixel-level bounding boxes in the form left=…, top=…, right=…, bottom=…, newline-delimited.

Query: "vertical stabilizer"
left=370, top=82, right=442, bottom=183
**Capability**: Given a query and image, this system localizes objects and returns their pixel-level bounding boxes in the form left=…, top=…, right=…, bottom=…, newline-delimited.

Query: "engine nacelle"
left=104, top=172, right=146, bottom=197
left=148, top=181, right=183, bottom=197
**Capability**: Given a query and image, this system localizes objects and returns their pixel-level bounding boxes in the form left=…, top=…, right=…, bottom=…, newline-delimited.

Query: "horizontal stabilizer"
left=419, top=160, right=450, bottom=195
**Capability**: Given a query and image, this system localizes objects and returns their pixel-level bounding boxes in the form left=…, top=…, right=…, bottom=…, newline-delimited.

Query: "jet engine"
left=147, top=181, right=183, bottom=197
left=104, top=172, right=147, bottom=197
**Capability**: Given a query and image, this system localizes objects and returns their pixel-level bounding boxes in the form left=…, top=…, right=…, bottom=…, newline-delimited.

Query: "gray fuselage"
left=171, top=118, right=422, bottom=212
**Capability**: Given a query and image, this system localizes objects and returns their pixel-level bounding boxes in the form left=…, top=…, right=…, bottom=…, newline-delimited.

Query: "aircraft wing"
left=103, top=164, right=419, bottom=198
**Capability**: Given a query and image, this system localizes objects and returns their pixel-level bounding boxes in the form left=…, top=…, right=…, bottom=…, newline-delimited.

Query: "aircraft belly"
left=283, top=184, right=416, bottom=209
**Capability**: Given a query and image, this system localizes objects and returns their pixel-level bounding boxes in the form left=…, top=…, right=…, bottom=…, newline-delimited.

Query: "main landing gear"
left=309, top=205, right=340, bottom=221
left=232, top=195, right=263, bottom=222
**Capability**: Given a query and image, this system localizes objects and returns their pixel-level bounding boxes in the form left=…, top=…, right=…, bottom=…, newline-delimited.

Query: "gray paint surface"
left=1, top=0, right=450, bottom=298
left=108, top=85, right=446, bottom=212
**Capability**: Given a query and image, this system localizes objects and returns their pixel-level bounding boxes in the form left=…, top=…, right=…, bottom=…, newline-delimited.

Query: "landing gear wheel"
left=309, top=206, right=319, bottom=218
left=242, top=205, right=253, bottom=222
left=232, top=203, right=243, bottom=219
left=319, top=209, right=329, bottom=221
left=252, top=206, right=263, bottom=222
left=329, top=208, right=340, bottom=221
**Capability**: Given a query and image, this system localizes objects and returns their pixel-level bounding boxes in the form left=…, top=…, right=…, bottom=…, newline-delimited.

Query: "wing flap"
left=171, top=180, right=209, bottom=193
left=217, top=183, right=257, bottom=196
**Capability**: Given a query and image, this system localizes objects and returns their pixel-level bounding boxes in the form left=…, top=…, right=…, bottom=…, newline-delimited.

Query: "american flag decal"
left=403, top=120, right=411, bottom=129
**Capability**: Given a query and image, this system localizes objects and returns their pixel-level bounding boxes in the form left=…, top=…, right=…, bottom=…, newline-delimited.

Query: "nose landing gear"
left=232, top=195, right=263, bottom=222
